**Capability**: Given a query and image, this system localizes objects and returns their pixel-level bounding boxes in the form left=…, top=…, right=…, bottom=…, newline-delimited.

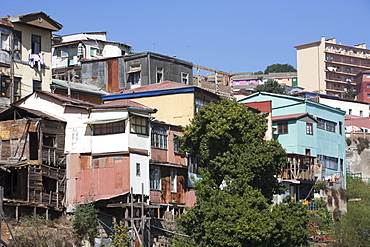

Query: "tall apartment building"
left=295, top=36, right=370, bottom=98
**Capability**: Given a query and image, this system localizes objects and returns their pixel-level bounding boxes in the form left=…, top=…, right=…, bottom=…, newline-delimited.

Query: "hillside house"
left=0, top=12, right=62, bottom=108
left=239, top=92, right=346, bottom=209
left=0, top=105, right=66, bottom=218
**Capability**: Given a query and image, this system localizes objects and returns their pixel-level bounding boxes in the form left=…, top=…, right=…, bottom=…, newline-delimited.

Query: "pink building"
left=356, top=71, right=370, bottom=103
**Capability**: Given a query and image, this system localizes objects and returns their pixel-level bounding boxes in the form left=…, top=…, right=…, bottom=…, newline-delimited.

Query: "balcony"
left=278, top=154, right=316, bottom=181
left=326, top=55, right=370, bottom=69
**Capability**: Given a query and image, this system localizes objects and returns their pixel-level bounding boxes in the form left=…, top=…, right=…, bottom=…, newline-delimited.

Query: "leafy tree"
left=72, top=202, right=98, bottom=244
left=264, top=63, right=296, bottom=74
left=178, top=99, right=309, bottom=246
left=182, top=99, right=286, bottom=200
left=111, top=220, right=130, bottom=246
left=343, top=89, right=356, bottom=100
left=334, top=176, right=370, bottom=246
left=254, top=71, right=264, bottom=75
left=256, top=79, right=286, bottom=94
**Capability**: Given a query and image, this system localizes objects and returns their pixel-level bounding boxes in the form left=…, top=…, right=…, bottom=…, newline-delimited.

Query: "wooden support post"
left=46, top=208, right=49, bottom=220
left=141, top=183, right=145, bottom=246
left=0, top=186, right=3, bottom=239
left=15, top=205, right=19, bottom=222
left=130, top=187, right=134, bottom=247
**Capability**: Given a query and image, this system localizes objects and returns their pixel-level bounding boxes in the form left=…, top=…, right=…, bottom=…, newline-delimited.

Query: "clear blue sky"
left=2, top=0, right=370, bottom=75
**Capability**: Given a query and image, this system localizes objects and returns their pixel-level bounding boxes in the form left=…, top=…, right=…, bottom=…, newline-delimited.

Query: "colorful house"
left=239, top=92, right=346, bottom=203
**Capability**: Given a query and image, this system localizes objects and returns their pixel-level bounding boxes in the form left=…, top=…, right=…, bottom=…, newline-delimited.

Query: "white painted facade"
left=130, top=153, right=150, bottom=195
left=318, top=97, right=369, bottom=117
left=52, top=32, right=131, bottom=69
left=15, top=91, right=152, bottom=198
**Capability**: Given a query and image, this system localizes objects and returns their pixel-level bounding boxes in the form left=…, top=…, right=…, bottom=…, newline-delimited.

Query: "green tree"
left=111, top=220, right=130, bottom=246
left=72, top=202, right=99, bottom=244
left=256, top=79, right=286, bottom=94
left=343, top=89, right=356, bottom=100
left=334, top=176, right=370, bottom=246
left=264, top=63, right=296, bottom=74
left=178, top=99, right=309, bottom=246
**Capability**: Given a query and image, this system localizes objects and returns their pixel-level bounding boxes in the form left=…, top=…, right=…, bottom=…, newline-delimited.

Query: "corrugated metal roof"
left=0, top=18, right=13, bottom=28
left=34, top=91, right=97, bottom=107
left=116, top=81, right=191, bottom=95
left=272, top=113, right=316, bottom=122
left=92, top=99, right=155, bottom=113
left=51, top=79, right=110, bottom=96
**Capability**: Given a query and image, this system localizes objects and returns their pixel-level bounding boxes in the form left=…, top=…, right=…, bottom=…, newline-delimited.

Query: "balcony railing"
left=279, top=167, right=315, bottom=181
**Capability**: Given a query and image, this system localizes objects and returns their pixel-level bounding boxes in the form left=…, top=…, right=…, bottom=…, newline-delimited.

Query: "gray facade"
left=81, top=52, right=193, bottom=92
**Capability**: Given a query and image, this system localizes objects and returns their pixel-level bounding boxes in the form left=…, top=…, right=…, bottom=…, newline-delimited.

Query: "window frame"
left=156, top=67, right=163, bottom=83
left=277, top=122, right=288, bottom=134
left=33, top=80, right=41, bottom=92
left=181, top=72, right=189, bottom=84
left=93, top=120, right=126, bottom=135
left=150, top=167, right=161, bottom=190
left=13, top=30, right=22, bottom=60
left=151, top=126, right=168, bottom=149
left=170, top=169, right=177, bottom=193
left=136, top=163, right=141, bottom=177
left=130, top=115, right=149, bottom=135
left=31, top=34, right=41, bottom=54
left=306, top=122, right=313, bottom=135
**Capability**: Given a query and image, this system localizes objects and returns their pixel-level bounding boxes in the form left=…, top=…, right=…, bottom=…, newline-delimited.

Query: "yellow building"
left=295, top=36, right=370, bottom=98
left=103, top=81, right=220, bottom=127
left=0, top=12, right=62, bottom=107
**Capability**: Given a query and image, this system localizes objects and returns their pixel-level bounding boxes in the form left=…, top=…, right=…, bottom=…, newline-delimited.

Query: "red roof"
left=0, top=18, right=13, bottom=28
left=345, top=116, right=370, bottom=129
left=115, top=81, right=191, bottom=94
left=93, top=99, right=155, bottom=112
left=36, top=91, right=97, bottom=107
left=243, top=101, right=271, bottom=113
left=272, top=113, right=314, bottom=122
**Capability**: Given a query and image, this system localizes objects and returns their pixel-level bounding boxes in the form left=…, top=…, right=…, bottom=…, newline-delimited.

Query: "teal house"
left=239, top=92, right=346, bottom=201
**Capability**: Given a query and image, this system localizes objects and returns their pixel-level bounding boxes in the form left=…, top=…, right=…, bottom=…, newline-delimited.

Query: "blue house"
left=239, top=92, right=346, bottom=201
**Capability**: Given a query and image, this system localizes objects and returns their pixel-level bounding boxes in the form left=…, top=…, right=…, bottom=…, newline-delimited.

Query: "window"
left=317, top=155, right=338, bottom=170
left=170, top=169, right=177, bottom=192
left=31, top=35, right=41, bottom=54
left=33, top=80, right=41, bottom=92
left=1, top=33, right=9, bottom=50
left=91, top=156, right=107, bottom=169
left=277, top=122, right=288, bottom=134
left=0, top=33, right=10, bottom=64
left=56, top=47, right=68, bottom=58
left=150, top=167, right=161, bottom=190
left=0, top=76, right=10, bottom=97
left=42, top=134, right=56, bottom=148
left=93, top=121, right=125, bottom=135
left=348, top=109, right=352, bottom=115
left=13, top=77, right=20, bottom=101
left=151, top=126, right=167, bottom=149
left=367, top=94, right=370, bottom=98
left=13, top=31, right=22, bottom=60
left=317, top=118, right=325, bottom=129
left=306, top=123, right=313, bottom=135
left=195, top=98, right=209, bottom=113
left=130, top=115, right=148, bottom=135
left=326, top=121, right=336, bottom=133
left=136, top=163, right=141, bottom=177
left=128, top=71, right=141, bottom=85
left=90, top=47, right=101, bottom=57
left=181, top=72, right=189, bottom=84
left=339, top=121, right=343, bottom=135
left=156, top=67, right=163, bottom=83
left=360, top=111, right=363, bottom=117
left=174, top=134, right=182, bottom=153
